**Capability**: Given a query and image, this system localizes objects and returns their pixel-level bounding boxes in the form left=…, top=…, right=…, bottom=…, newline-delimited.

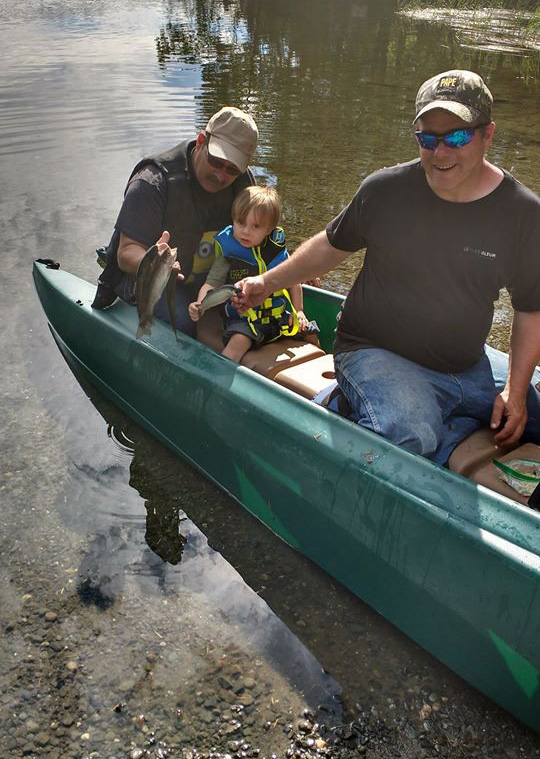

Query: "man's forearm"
left=117, top=235, right=148, bottom=275
left=265, top=231, right=349, bottom=292
left=506, top=310, right=540, bottom=396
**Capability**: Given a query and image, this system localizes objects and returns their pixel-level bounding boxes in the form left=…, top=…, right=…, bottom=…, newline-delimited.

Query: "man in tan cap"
left=236, top=70, right=540, bottom=465
left=92, top=106, right=258, bottom=336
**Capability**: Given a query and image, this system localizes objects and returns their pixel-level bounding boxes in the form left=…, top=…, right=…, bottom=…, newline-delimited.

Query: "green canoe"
left=32, top=260, right=540, bottom=731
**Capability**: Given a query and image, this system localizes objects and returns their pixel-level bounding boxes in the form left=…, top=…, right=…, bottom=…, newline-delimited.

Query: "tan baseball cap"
left=414, top=70, right=493, bottom=124
left=205, top=107, right=258, bottom=173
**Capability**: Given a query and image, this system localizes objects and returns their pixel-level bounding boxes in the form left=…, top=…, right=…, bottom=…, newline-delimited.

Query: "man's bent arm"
left=117, top=231, right=182, bottom=281
left=492, top=309, right=540, bottom=445
left=237, top=230, right=349, bottom=309
left=117, top=233, right=151, bottom=275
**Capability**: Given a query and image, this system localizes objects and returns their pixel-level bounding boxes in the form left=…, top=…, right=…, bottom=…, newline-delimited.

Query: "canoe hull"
left=33, top=262, right=540, bottom=730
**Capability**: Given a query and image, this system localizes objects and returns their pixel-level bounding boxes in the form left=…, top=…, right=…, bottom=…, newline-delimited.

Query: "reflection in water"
left=143, top=498, right=188, bottom=565
left=399, top=7, right=540, bottom=56
left=109, top=423, right=189, bottom=566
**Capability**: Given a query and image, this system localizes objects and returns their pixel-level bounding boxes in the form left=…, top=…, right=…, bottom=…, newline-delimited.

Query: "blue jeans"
left=334, top=346, right=540, bottom=465
left=114, top=273, right=197, bottom=338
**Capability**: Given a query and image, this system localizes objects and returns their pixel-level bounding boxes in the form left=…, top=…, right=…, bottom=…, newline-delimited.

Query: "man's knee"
left=335, top=348, right=444, bottom=457
left=344, top=384, right=441, bottom=456
left=360, top=413, right=440, bottom=458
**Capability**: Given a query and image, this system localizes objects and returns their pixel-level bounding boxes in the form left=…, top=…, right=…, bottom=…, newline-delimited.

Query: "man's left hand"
left=491, top=390, right=528, bottom=446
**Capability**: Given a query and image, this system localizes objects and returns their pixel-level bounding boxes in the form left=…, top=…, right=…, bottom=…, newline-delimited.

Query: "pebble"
left=44, top=611, right=58, bottom=622
left=130, top=750, right=144, bottom=759
left=34, top=731, right=50, bottom=746
left=65, top=661, right=78, bottom=672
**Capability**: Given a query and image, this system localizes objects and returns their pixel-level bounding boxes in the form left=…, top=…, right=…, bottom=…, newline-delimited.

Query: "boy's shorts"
left=223, top=314, right=287, bottom=347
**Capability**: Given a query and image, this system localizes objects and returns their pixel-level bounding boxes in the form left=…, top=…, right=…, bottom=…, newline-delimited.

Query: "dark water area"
left=2, top=1, right=540, bottom=757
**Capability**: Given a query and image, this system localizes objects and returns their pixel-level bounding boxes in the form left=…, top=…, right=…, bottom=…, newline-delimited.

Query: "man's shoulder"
left=130, top=163, right=165, bottom=187
left=362, top=159, right=421, bottom=188
left=129, top=139, right=195, bottom=186
left=500, top=169, right=540, bottom=207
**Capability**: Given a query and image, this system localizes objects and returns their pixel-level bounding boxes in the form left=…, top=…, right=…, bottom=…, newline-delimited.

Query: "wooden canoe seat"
left=449, top=428, right=540, bottom=505
left=196, top=308, right=325, bottom=379
left=273, top=353, right=336, bottom=399
left=241, top=340, right=325, bottom=379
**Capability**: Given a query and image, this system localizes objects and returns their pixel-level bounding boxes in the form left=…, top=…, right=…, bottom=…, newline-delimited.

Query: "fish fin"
left=165, top=270, right=178, bottom=342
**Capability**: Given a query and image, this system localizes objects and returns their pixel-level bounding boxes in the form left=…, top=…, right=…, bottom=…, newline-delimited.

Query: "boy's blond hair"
left=232, top=186, right=282, bottom=230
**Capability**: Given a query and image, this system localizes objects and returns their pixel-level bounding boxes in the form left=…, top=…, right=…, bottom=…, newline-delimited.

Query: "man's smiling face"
left=416, top=109, right=495, bottom=202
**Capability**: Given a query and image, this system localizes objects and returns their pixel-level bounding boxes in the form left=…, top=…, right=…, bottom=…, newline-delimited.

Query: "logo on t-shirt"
left=186, top=231, right=218, bottom=284
left=463, top=245, right=496, bottom=260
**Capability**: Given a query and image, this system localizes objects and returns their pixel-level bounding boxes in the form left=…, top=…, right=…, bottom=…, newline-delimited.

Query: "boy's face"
left=232, top=209, right=273, bottom=248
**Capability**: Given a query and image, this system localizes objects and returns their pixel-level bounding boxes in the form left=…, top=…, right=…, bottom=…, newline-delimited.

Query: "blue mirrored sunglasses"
left=415, top=124, right=486, bottom=151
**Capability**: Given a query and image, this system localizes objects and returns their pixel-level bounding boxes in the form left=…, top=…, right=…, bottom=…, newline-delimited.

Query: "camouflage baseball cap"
left=414, top=70, right=493, bottom=124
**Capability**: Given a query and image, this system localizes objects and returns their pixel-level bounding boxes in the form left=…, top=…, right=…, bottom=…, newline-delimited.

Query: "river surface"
left=2, top=1, right=540, bottom=758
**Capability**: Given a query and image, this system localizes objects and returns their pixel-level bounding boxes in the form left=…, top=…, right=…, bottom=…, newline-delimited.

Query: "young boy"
left=189, top=186, right=308, bottom=362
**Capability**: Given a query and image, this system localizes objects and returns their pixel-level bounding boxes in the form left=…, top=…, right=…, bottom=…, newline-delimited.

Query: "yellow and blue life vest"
left=214, top=226, right=299, bottom=340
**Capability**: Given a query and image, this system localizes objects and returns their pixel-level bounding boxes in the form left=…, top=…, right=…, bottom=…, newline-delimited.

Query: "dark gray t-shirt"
left=327, top=160, right=540, bottom=373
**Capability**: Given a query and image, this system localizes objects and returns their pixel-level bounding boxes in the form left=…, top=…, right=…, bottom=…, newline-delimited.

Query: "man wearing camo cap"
left=236, top=70, right=540, bottom=465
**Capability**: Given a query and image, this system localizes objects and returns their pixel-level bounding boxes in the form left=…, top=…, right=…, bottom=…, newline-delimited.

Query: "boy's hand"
left=188, top=301, right=202, bottom=322
left=295, top=310, right=309, bottom=331
left=172, top=260, right=184, bottom=281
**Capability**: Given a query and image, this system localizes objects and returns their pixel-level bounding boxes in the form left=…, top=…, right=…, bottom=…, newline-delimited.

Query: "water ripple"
left=0, top=0, right=202, bottom=159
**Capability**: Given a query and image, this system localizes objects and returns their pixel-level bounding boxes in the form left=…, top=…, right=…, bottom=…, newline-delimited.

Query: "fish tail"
left=136, top=321, right=152, bottom=339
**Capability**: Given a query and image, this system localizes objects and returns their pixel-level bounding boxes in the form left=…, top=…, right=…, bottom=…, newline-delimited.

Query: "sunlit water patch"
left=399, top=7, right=539, bottom=54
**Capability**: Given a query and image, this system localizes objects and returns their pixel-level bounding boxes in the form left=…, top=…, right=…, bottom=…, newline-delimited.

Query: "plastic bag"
left=492, top=458, right=540, bottom=496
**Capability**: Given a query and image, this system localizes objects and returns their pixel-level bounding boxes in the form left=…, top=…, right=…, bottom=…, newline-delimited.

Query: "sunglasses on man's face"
left=205, top=143, right=241, bottom=176
left=414, top=124, right=486, bottom=151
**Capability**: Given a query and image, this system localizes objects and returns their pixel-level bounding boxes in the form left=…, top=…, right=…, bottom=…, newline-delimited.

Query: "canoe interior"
left=32, top=262, right=540, bottom=731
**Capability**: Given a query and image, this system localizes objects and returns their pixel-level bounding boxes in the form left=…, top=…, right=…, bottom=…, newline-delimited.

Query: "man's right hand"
left=233, top=275, right=272, bottom=312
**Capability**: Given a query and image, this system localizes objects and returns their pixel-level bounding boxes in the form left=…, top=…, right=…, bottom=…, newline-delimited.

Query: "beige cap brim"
left=207, top=135, right=249, bottom=173
left=414, top=100, right=481, bottom=124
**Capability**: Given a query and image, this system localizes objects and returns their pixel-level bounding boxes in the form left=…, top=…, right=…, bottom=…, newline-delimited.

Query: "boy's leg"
left=222, top=333, right=254, bottom=363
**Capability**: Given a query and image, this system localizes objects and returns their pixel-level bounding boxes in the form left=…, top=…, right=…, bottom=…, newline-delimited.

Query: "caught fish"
left=135, top=243, right=178, bottom=340
left=198, top=284, right=240, bottom=316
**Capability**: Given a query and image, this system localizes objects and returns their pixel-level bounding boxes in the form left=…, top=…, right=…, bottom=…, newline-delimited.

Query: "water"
left=2, top=1, right=540, bottom=757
